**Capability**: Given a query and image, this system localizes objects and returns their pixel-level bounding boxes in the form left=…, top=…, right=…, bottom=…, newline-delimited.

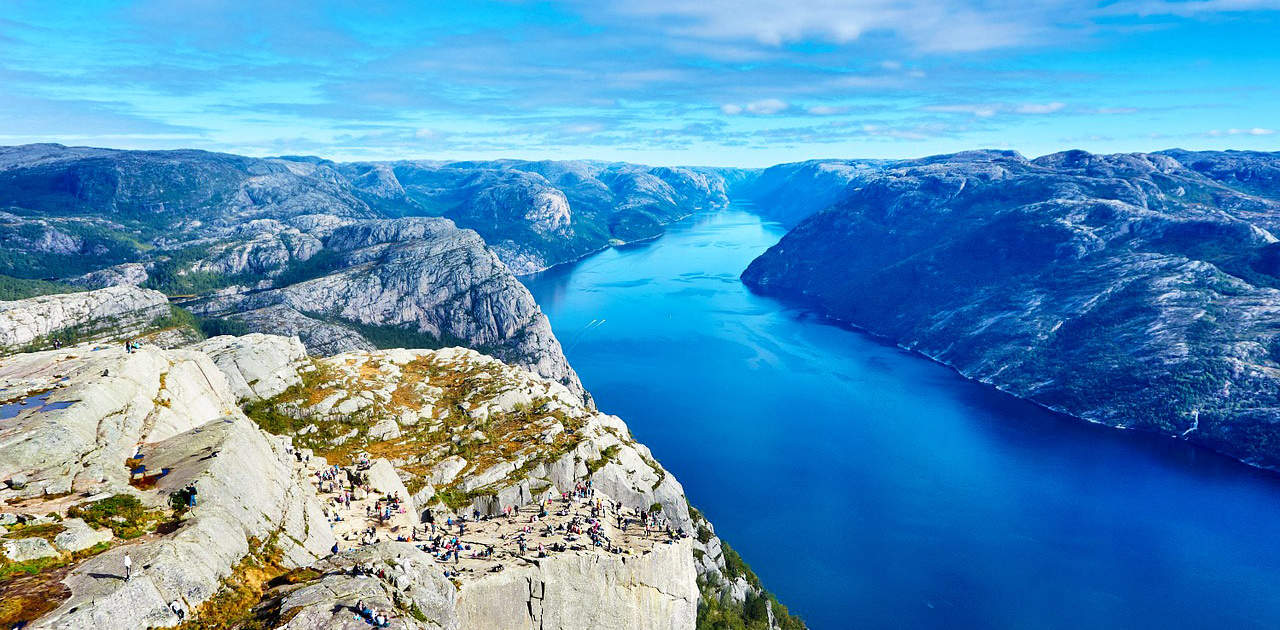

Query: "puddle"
left=0, top=391, right=78, bottom=420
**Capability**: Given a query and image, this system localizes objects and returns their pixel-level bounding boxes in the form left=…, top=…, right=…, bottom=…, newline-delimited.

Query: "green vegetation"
left=585, top=445, right=620, bottom=475
left=175, top=535, right=287, bottom=630
left=696, top=586, right=806, bottom=630
left=696, top=540, right=807, bottom=630
left=67, top=494, right=166, bottom=540
left=304, top=311, right=478, bottom=352
left=149, top=305, right=203, bottom=335
left=0, top=221, right=145, bottom=279
left=143, top=244, right=253, bottom=295
left=0, top=274, right=81, bottom=301
left=1, top=522, right=65, bottom=542
left=271, top=249, right=345, bottom=288
left=432, top=487, right=485, bottom=511
left=196, top=316, right=253, bottom=338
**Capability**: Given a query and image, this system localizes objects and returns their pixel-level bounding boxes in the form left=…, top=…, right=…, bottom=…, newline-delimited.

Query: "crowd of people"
left=296, top=451, right=688, bottom=624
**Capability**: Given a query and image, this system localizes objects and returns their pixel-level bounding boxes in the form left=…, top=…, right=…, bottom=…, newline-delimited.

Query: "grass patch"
left=147, top=305, right=204, bottom=338
left=175, top=535, right=288, bottom=630
left=2, top=522, right=66, bottom=542
left=67, top=494, right=166, bottom=540
left=585, top=445, right=620, bottom=475
left=0, top=541, right=110, bottom=627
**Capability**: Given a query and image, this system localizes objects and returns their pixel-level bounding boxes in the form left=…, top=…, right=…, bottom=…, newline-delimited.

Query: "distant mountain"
left=743, top=149, right=1280, bottom=469
left=735, top=158, right=886, bottom=226
left=0, top=145, right=742, bottom=278
left=340, top=159, right=736, bottom=274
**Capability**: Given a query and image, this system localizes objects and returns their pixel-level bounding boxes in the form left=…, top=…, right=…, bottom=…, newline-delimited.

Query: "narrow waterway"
left=522, top=206, right=1280, bottom=630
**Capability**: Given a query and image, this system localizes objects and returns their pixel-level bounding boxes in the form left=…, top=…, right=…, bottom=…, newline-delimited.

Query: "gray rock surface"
left=267, top=542, right=458, bottom=630
left=456, top=538, right=697, bottom=630
left=195, top=333, right=308, bottom=401
left=193, top=218, right=583, bottom=398
left=2, top=536, right=58, bottom=561
left=0, top=285, right=170, bottom=353
left=0, top=341, right=334, bottom=630
left=223, top=304, right=376, bottom=356
left=67, top=263, right=149, bottom=289
left=52, top=518, right=113, bottom=553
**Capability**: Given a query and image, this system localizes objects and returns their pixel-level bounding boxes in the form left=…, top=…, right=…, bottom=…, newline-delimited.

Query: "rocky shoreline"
left=744, top=148, right=1280, bottom=471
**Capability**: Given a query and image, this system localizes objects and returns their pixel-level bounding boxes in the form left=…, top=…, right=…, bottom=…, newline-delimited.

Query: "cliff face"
left=743, top=148, right=1280, bottom=469
left=0, top=285, right=170, bottom=353
left=189, top=217, right=583, bottom=398
left=456, top=537, right=697, bottom=630
left=0, top=311, right=794, bottom=628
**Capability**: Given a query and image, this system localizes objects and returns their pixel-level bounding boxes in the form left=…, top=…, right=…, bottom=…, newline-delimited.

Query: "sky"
left=0, top=0, right=1277, bottom=167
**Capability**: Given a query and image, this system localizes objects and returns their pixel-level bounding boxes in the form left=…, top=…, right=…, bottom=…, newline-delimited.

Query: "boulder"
left=271, top=542, right=458, bottom=630
left=365, top=458, right=410, bottom=503
left=3, top=536, right=58, bottom=562
left=195, top=333, right=308, bottom=401
left=52, top=518, right=112, bottom=553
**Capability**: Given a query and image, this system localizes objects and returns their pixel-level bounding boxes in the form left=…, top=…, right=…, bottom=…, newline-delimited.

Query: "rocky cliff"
left=0, top=145, right=746, bottom=280
left=0, top=339, right=335, bottom=629
left=0, top=302, right=800, bottom=628
left=187, top=216, right=582, bottom=398
left=0, top=285, right=170, bottom=353
left=743, top=148, right=1280, bottom=469
left=0, top=144, right=746, bottom=396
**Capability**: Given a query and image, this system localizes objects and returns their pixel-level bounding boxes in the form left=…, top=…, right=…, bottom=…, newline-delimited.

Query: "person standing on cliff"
left=123, top=554, right=133, bottom=581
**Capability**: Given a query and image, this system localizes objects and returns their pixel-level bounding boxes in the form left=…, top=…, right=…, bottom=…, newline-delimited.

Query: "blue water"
left=524, top=207, right=1280, bottom=630
left=0, top=391, right=73, bottom=420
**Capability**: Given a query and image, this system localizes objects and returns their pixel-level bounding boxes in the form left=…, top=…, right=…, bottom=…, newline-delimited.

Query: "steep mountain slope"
left=743, top=149, right=1280, bottom=469
left=0, top=145, right=587, bottom=394
left=190, top=217, right=582, bottom=396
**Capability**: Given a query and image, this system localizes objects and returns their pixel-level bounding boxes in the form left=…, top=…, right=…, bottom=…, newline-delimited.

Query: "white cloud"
left=1206, top=127, right=1275, bottom=136
left=746, top=99, right=789, bottom=114
left=924, top=102, right=1069, bottom=117
left=1104, top=0, right=1280, bottom=17
left=588, top=0, right=1063, bottom=53
left=722, top=99, right=789, bottom=115
left=1014, top=102, right=1066, bottom=114
left=582, top=0, right=1280, bottom=57
left=925, top=104, right=1001, bottom=117
left=806, top=105, right=849, bottom=115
